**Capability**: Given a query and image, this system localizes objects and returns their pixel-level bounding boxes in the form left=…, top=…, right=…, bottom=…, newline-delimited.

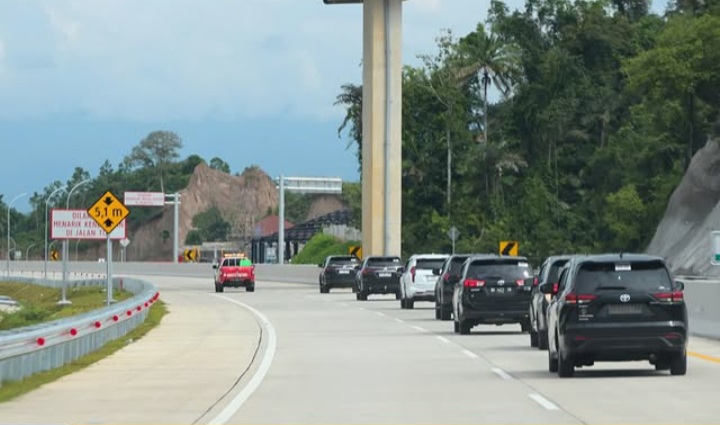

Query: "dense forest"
left=335, top=0, right=720, bottom=262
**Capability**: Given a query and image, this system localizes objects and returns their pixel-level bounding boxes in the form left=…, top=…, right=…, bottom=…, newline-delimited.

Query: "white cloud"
left=0, top=0, right=509, bottom=123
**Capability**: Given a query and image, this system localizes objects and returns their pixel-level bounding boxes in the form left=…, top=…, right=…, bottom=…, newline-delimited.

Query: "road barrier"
left=677, top=276, right=720, bottom=340
left=0, top=276, right=158, bottom=385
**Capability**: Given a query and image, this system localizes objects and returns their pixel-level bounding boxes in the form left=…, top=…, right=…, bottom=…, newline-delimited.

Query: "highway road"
left=4, top=276, right=720, bottom=424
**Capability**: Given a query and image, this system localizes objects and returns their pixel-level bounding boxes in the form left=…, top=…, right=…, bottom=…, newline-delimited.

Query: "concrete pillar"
left=362, top=0, right=403, bottom=257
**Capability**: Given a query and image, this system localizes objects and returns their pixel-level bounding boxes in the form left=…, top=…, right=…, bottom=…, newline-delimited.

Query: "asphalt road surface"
left=4, top=277, right=720, bottom=425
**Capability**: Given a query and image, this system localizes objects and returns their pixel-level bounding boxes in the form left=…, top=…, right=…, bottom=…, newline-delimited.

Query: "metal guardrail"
left=676, top=276, right=720, bottom=340
left=0, top=275, right=159, bottom=385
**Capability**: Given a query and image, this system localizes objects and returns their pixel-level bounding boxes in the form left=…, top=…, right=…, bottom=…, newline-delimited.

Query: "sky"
left=0, top=0, right=667, bottom=213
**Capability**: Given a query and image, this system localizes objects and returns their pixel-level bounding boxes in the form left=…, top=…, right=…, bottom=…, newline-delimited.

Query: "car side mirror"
left=675, top=281, right=685, bottom=291
left=212, top=264, right=218, bottom=269
left=431, top=268, right=440, bottom=276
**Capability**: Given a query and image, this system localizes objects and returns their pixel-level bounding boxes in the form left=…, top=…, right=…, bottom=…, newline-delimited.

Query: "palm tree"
left=454, top=24, right=521, bottom=145
left=334, top=83, right=363, bottom=173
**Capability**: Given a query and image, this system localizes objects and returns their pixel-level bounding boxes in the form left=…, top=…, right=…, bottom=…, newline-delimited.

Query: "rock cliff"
left=646, top=136, right=720, bottom=276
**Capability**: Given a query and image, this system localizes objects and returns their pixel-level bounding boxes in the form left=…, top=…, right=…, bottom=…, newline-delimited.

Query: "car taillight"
left=442, top=273, right=449, bottom=282
left=411, top=266, right=416, bottom=282
left=552, top=283, right=559, bottom=293
left=653, top=291, right=684, bottom=302
left=533, top=277, right=539, bottom=286
left=464, top=279, right=486, bottom=288
left=565, top=293, right=597, bottom=304
left=362, top=268, right=370, bottom=276
left=325, top=267, right=334, bottom=273
left=515, top=279, right=524, bottom=287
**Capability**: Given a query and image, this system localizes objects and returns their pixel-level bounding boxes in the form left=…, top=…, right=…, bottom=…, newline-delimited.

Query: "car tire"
left=538, top=331, right=549, bottom=350
left=453, top=320, right=460, bottom=333
left=358, top=291, right=368, bottom=301
left=246, top=285, right=255, bottom=292
left=215, top=284, right=224, bottom=293
left=530, top=331, right=539, bottom=348
left=320, top=285, right=329, bottom=294
left=406, top=299, right=414, bottom=309
left=435, top=305, right=441, bottom=319
left=548, top=351, right=558, bottom=373
left=557, top=350, right=575, bottom=378
left=440, top=305, right=452, bottom=321
left=459, top=319, right=471, bottom=335
left=670, top=352, right=687, bottom=376
left=520, top=319, right=531, bottom=333
left=395, top=291, right=401, bottom=300
left=400, top=298, right=407, bottom=309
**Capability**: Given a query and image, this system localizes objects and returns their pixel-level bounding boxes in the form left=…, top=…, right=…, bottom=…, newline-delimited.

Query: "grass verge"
left=0, top=300, right=168, bottom=403
left=0, top=281, right=133, bottom=330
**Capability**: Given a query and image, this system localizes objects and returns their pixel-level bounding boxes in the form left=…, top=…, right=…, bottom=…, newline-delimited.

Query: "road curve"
left=4, top=277, right=720, bottom=424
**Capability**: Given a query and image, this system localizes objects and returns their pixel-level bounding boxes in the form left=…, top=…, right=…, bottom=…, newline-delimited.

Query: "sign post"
left=120, top=238, right=130, bottom=262
left=88, top=191, right=130, bottom=306
left=448, top=226, right=460, bottom=255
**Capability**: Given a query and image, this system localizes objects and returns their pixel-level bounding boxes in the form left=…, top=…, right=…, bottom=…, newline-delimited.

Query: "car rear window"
left=222, top=259, right=236, bottom=267
left=467, top=259, right=532, bottom=280
left=416, top=259, right=446, bottom=270
left=367, top=257, right=402, bottom=267
left=329, top=257, right=360, bottom=266
left=448, top=256, right=470, bottom=274
left=574, top=261, right=673, bottom=293
left=547, top=259, right=569, bottom=283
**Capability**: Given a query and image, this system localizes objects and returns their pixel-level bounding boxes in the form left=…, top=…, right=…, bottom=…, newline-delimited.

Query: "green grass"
left=0, top=300, right=168, bottom=403
left=292, top=233, right=360, bottom=265
left=0, top=281, right=133, bottom=331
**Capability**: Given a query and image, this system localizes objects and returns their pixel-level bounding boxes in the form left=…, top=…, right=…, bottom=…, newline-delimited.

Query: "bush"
left=292, top=233, right=360, bottom=265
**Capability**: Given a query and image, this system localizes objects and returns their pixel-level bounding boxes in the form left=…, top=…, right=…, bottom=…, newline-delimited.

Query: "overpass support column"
left=362, top=0, right=403, bottom=257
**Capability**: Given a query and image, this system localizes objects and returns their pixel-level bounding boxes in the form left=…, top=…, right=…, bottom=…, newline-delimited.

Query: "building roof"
left=253, top=215, right=294, bottom=238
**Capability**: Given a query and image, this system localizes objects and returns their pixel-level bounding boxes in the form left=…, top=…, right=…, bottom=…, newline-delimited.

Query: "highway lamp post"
left=26, top=243, right=35, bottom=261
left=44, top=186, right=66, bottom=279
left=60, top=178, right=91, bottom=306
left=6, top=192, right=27, bottom=276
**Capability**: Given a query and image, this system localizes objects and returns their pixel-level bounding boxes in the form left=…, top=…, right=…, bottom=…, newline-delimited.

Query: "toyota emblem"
left=620, top=294, right=631, bottom=303
left=497, top=280, right=505, bottom=286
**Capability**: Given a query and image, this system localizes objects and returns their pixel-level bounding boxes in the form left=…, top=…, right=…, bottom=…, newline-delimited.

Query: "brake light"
left=411, top=266, right=416, bottom=283
left=442, top=273, right=450, bottom=282
left=552, top=283, right=559, bottom=293
left=464, top=279, right=486, bottom=288
left=362, top=268, right=370, bottom=276
left=325, top=267, right=333, bottom=273
left=653, top=291, right=684, bottom=302
left=515, top=279, right=524, bottom=287
left=533, top=277, right=539, bottom=286
left=565, top=293, right=597, bottom=304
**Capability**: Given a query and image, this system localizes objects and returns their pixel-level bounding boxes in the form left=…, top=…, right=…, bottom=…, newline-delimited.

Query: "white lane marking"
left=462, top=349, right=478, bottom=359
left=208, top=295, right=277, bottom=425
left=435, top=335, right=450, bottom=344
left=410, top=325, right=426, bottom=332
left=529, top=393, right=560, bottom=411
left=395, top=318, right=404, bottom=323
left=375, top=312, right=386, bottom=317
left=491, top=367, right=513, bottom=380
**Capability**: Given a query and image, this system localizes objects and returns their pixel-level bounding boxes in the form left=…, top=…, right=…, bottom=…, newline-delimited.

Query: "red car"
left=213, top=254, right=255, bottom=292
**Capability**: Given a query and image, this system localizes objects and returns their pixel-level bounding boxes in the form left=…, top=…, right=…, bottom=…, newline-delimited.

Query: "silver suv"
left=399, top=254, right=449, bottom=309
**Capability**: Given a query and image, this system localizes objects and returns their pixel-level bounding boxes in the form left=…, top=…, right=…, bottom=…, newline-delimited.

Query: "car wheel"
left=320, top=285, right=329, bottom=294
left=400, top=298, right=407, bottom=309
left=459, top=317, right=471, bottom=335
left=530, top=331, right=539, bottom=348
left=246, top=285, right=255, bottom=292
left=440, top=305, right=452, bottom=321
left=435, top=304, right=441, bottom=319
left=557, top=350, right=575, bottom=378
left=670, top=352, right=687, bottom=376
left=395, top=291, right=401, bottom=300
left=520, top=319, right=531, bottom=333
left=453, top=320, right=460, bottom=333
left=538, top=331, right=549, bottom=350
left=215, top=284, right=222, bottom=293
left=548, top=350, right=558, bottom=373
left=406, top=300, right=414, bottom=309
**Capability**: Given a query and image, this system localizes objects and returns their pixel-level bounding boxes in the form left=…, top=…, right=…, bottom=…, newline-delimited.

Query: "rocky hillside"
left=646, top=136, right=720, bottom=276
left=103, top=163, right=348, bottom=261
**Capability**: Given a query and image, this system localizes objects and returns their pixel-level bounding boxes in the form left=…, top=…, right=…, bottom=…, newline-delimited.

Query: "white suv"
left=399, top=254, right=449, bottom=309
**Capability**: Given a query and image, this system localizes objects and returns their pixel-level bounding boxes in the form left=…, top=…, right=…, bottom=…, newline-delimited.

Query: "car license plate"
left=338, top=270, right=350, bottom=274
left=379, top=272, right=392, bottom=277
left=608, top=304, right=643, bottom=315
left=490, top=287, right=512, bottom=294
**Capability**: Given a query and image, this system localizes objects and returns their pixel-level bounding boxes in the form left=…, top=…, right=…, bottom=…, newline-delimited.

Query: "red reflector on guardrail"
left=113, top=315, right=119, bottom=322
left=136, top=306, right=142, bottom=311
left=69, top=328, right=78, bottom=336
left=37, top=337, right=45, bottom=346
left=144, top=302, right=149, bottom=307
left=126, top=310, right=132, bottom=316
left=94, top=321, right=102, bottom=328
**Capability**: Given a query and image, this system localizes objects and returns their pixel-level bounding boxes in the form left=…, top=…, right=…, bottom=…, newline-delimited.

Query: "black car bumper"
left=561, top=322, right=687, bottom=360
left=461, top=305, right=530, bottom=324
left=363, top=280, right=400, bottom=294
left=219, top=279, right=254, bottom=288
left=324, top=275, right=355, bottom=288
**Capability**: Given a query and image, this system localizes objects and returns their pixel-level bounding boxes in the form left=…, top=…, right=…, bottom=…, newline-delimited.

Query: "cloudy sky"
left=0, top=0, right=666, bottom=212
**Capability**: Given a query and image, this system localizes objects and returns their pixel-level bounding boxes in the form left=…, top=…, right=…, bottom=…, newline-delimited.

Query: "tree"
left=192, top=207, right=231, bottom=242
left=334, top=83, right=363, bottom=173
left=209, top=157, right=231, bottom=173
left=125, top=131, right=184, bottom=193
left=185, top=229, right=203, bottom=245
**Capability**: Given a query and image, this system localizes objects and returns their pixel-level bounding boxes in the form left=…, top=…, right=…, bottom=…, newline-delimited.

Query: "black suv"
left=530, top=255, right=572, bottom=349
left=354, top=256, right=403, bottom=301
left=318, top=255, right=361, bottom=293
left=544, top=254, right=688, bottom=377
left=452, top=255, right=535, bottom=334
left=433, top=254, right=473, bottom=321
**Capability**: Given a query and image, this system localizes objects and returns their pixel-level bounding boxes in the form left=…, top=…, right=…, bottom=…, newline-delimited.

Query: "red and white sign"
left=124, top=191, right=165, bottom=207
left=50, top=209, right=127, bottom=240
